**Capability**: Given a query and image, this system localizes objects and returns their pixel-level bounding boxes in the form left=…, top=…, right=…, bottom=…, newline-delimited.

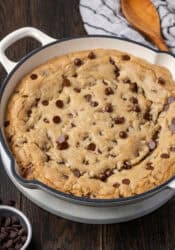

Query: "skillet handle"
left=0, top=27, right=56, bottom=73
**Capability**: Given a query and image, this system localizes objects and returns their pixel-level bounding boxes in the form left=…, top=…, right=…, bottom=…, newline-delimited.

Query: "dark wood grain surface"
left=0, top=1, right=175, bottom=250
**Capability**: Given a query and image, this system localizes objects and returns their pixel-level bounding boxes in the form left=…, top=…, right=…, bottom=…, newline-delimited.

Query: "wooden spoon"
left=121, top=0, right=169, bottom=51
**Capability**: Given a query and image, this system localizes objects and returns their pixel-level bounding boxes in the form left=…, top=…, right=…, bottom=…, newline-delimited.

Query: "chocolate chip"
left=42, top=100, right=49, bottom=106
left=62, top=77, right=71, bottom=87
left=122, top=178, right=130, bottom=185
left=3, top=239, right=13, bottom=248
left=99, top=173, right=106, bottom=181
left=143, top=110, right=152, bottom=120
left=113, top=182, right=120, bottom=188
left=43, top=118, right=49, bottom=123
left=105, top=103, right=113, bottom=112
left=105, top=87, right=114, bottom=95
left=114, top=116, right=125, bottom=124
left=0, top=232, right=8, bottom=240
left=18, top=228, right=27, bottom=236
left=53, top=116, right=61, bottom=124
left=123, top=79, right=131, bottom=84
left=84, top=94, right=92, bottom=102
left=4, top=217, right=11, bottom=227
left=56, top=99, right=64, bottom=108
left=163, top=104, right=169, bottom=112
left=130, top=97, right=138, bottom=104
left=73, top=87, right=81, bottom=93
left=114, top=67, right=120, bottom=78
left=9, top=231, right=18, bottom=239
left=109, top=57, right=115, bottom=65
left=167, top=96, right=175, bottom=104
left=158, top=77, right=165, bottom=85
left=146, top=162, right=154, bottom=170
left=90, top=101, right=99, bottom=107
left=160, top=153, right=169, bottom=158
left=62, top=174, right=69, bottom=180
left=56, top=135, right=69, bottom=150
left=15, top=243, right=23, bottom=249
left=11, top=216, right=19, bottom=225
left=122, top=161, right=132, bottom=169
left=72, top=73, right=77, bottom=77
left=170, top=146, right=175, bottom=152
left=87, top=143, right=96, bottom=151
left=27, top=110, right=32, bottom=117
left=119, top=131, right=127, bottom=139
left=122, top=54, right=130, bottom=61
left=30, top=73, right=38, bottom=80
left=129, top=82, right=138, bottom=92
left=132, top=105, right=141, bottom=113
left=4, top=121, right=10, bottom=127
left=88, top=51, right=96, bottom=59
left=148, top=140, right=156, bottom=150
left=74, top=58, right=83, bottom=66
left=72, top=169, right=81, bottom=177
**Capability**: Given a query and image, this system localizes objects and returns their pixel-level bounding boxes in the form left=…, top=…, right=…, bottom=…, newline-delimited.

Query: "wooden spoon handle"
left=152, top=35, right=169, bottom=52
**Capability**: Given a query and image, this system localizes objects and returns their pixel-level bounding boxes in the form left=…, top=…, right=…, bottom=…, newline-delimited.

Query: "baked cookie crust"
left=4, top=49, right=175, bottom=199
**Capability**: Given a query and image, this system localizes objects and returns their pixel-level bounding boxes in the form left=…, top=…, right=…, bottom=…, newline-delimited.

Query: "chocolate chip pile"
left=4, top=49, right=175, bottom=199
left=0, top=200, right=27, bottom=249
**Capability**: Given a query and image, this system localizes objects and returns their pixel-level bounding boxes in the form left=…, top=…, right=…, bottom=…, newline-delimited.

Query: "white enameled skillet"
left=0, top=27, right=175, bottom=223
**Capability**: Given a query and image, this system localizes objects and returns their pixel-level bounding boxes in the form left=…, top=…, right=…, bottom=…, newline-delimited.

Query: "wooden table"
left=0, top=1, right=175, bottom=249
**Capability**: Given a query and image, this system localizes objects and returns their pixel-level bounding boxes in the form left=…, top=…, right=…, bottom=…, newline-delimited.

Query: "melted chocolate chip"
left=4, top=121, right=10, bottom=127
left=84, top=94, right=92, bottom=102
left=53, top=116, right=61, bottom=124
left=109, top=57, right=115, bottom=65
left=132, top=105, right=141, bottom=113
left=74, top=58, right=83, bottom=66
left=143, top=110, right=152, bottom=120
left=114, top=116, right=125, bottom=124
left=130, top=97, right=138, bottom=104
left=56, top=100, right=64, bottom=108
left=42, top=100, right=49, bottom=106
left=122, top=54, right=130, bottom=61
left=170, top=146, right=175, bottom=152
left=123, top=79, right=131, bottom=84
left=114, top=67, right=120, bottom=78
left=113, top=182, right=120, bottom=188
left=158, top=77, right=165, bottom=85
left=88, top=51, right=96, bottom=59
left=30, top=73, right=38, bottom=80
left=105, top=87, right=114, bottom=95
left=146, top=162, right=154, bottom=170
left=72, top=169, right=81, bottom=177
left=87, top=143, right=96, bottom=151
left=122, top=161, right=132, bottom=169
left=90, top=101, right=99, bottom=107
left=148, top=140, right=156, bottom=150
left=122, top=178, right=130, bottom=185
left=160, top=153, right=169, bottom=158
left=43, top=118, right=49, bottom=123
left=62, top=77, right=71, bottom=87
left=105, top=103, right=113, bottom=112
left=119, top=131, right=127, bottom=139
left=73, top=87, right=81, bottom=93
left=129, top=82, right=138, bottom=93
left=62, top=174, right=69, bottom=180
left=56, top=135, right=69, bottom=150
left=72, top=73, right=77, bottom=77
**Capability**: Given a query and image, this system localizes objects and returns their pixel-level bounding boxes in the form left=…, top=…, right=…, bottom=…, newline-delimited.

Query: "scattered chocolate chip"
left=105, top=103, right=113, bottom=112
left=143, top=110, right=152, bottom=120
left=122, top=161, right=132, bottom=169
left=114, top=67, right=120, bottom=78
left=90, top=101, right=99, bottom=107
left=170, top=146, right=175, bottom=152
left=113, top=182, right=120, bottom=188
left=122, top=54, right=130, bottom=61
left=53, top=116, right=61, bottom=124
left=146, top=162, right=154, bottom=170
left=0, top=232, right=8, bottom=240
left=158, top=77, right=165, bottom=85
left=4, top=121, right=10, bottom=127
left=109, top=57, right=115, bottom=65
left=167, top=96, right=175, bottom=104
left=130, top=97, right=138, bottom=104
left=56, top=99, right=64, bottom=108
left=88, top=51, right=96, bottom=59
left=3, top=239, right=13, bottom=248
left=30, top=73, right=38, bottom=80
left=132, top=104, right=141, bottom=113
left=74, top=58, right=83, bottom=66
left=105, top=87, right=114, bottom=95
left=119, top=131, right=127, bottom=139
left=73, top=87, right=81, bottom=93
left=56, top=135, right=69, bottom=150
left=42, top=100, right=49, bottom=106
left=87, top=143, right=96, bottom=151
left=72, top=169, right=81, bottom=177
left=148, top=140, right=156, bottom=150
left=62, top=77, right=71, bottom=87
left=43, top=118, right=49, bottom=123
left=160, top=153, right=169, bottom=158
left=27, top=110, right=32, bottom=117
left=9, top=231, right=18, bottom=239
left=122, top=178, right=130, bottom=185
left=114, top=116, right=125, bottom=124
left=129, top=82, right=138, bottom=92
left=4, top=217, right=11, bottom=227
left=84, top=94, right=92, bottom=102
